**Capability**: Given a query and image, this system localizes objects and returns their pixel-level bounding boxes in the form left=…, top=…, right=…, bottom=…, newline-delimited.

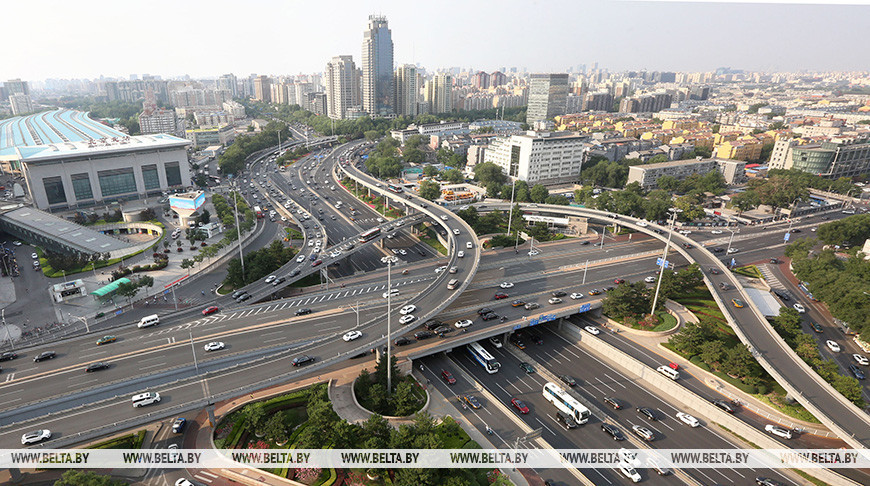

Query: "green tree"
left=115, top=281, right=140, bottom=307
left=699, top=341, right=726, bottom=369
left=419, top=179, right=441, bottom=200
left=243, top=402, right=266, bottom=433
left=731, top=190, right=761, bottom=213
left=263, top=412, right=288, bottom=443
left=361, top=414, right=392, bottom=449
left=657, top=175, right=680, bottom=192
left=394, top=381, right=421, bottom=416
left=602, top=281, right=651, bottom=320
left=456, top=207, right=479, bottom=228
left=404, top=134, right=426, bottom=149
left=722, top=345, right=761, bottom=379
left=403, top=147, right=424, bottom=165
left=54, top=470, right=127, bottom=486
left=137, top=275, right=154, bottom=289
left=646, top=154, right=668, bottom=165
left=443, top=168, right=464, bottom=184
left=422, top=165, right=439, bottom=177
left=180, top=258, right=195, bottom=275
left=364, top=130, right=380, bottom=141
left=530, top=184, right=549, bottom=203
left=473, top=162, right=507, bottom=186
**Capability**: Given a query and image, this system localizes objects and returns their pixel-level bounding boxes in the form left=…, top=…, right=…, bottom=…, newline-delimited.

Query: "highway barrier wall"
left=558, top=321, right=860, bottom=486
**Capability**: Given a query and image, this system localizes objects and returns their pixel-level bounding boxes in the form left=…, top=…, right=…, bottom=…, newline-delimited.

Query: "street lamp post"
left=70, top=315, right=90, bottom=335
left=2, top=309, right=13, bottom=350
left=385, top=256, right=398, bottom=394
left=232, top=184, right=245, bottom=281
left=506, top=179, right=517, bottom=236
left=190, top=331, right=199, bottom=374
left=650, top=208, right=682, bottom=315
left=725, top=227, right=739, bottom=256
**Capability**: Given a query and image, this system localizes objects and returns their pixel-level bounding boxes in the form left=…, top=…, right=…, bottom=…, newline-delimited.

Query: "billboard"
left=169, top=192, right=205, bottom=212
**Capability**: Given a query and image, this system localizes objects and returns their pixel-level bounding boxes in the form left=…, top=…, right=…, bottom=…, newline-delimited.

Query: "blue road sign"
left=656, top=258, right=672, bottom=268
left=783, top=232, right=791, bottom=242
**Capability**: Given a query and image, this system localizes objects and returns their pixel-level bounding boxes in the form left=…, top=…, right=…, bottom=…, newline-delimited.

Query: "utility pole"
left=506, top=179, right=516, bottom=236
left=650, top=208, right=681, bottom=314
left=190, top=331, right=199, bottom=373
left=232, top=185, right=245, bottom=281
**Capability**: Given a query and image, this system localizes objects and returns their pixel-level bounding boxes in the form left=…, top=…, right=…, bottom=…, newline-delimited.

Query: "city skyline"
left=6, top=0, right=870, bottom=82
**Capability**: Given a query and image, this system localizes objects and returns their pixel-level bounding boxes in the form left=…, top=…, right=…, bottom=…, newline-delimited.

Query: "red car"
left=441, top=370, right=456, bottom=385
left=312, top=259, right=323, bottom=267
left=511, top=398, right=529, bottom=414
left=202, top=306, right=219, bottom=316
left=494, top=293, right=508, bottom=300
left=614, top=278, right=625, bottom=284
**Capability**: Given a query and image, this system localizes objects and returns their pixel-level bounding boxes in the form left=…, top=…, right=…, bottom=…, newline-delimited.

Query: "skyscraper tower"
left=361, top=15, right=394, bottom=117
left=394, top=64, right=419, bottom=117
left=526, top=73, right=569, bottom=123
left=325, top=56, right=361, bottom=120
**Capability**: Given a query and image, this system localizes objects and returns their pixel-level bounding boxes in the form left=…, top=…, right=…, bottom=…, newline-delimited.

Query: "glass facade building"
left=361, top=15, right=394, bottom=117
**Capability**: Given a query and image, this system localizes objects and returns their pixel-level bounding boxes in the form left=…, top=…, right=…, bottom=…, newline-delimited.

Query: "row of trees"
left=470, top=162, right=570, bottom=204
left=729, top=169, right=860, bottom=215
left=363, top=137, right=404, bottom=178
left=218, top=120, right=291, bottom=174
left=212, top=192, right=254, bottom=234
left=355, top=355, right=423, bottom=416
left=44, top=251, right=111, bottom=273
left=223, top=240, right=297, bottom=288
left=580, top=147, right=713, bottom=190
left=602, top=264, right=705, bottom=320
left=771, top=307, right=864, bottom=405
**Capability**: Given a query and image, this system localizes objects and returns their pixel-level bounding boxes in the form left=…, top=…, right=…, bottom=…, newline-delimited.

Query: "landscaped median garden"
left=214, top=382, right=513, bottom=486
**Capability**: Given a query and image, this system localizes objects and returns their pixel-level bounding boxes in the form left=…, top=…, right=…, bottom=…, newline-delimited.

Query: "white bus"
left=543, top=382, right=591, bottom=424
left=467, top=342, right=500, bottom=374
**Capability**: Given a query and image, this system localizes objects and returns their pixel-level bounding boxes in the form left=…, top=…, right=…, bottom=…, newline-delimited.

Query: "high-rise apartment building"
left=4, top=79, right=30, bottom=96
left=9, top=94, right=34, bottom=115
left=254, top=75, right=272, bottom=103
left=361, top=15, right=394, bottom=117
left=394, top=64, right=419, bottom=117
left=425, top=73, right=453, bottom=114
left=472, top=72, right=490, bottom=90
left=218, top=74, right=238, bottom=98
left=325, top=56, right=361, bottom=120
left=526, top=73, right=569, bottom=123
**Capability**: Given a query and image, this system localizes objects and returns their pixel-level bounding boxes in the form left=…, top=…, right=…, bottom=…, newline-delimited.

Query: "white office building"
left=483, top=131, right=588, bottom=185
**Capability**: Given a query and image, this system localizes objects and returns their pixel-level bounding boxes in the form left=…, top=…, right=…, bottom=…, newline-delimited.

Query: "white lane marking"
left=141, top=363, right=166, bottom=370
left=534, top=417, right=556, bottom=437
left=263, top=337, right=286, bottom=344
left=69, top=378, right=99, bottom=387
left=603, top=373, right=626, bottom=389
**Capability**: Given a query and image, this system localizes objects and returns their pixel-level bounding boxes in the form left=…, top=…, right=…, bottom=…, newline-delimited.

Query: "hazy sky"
left=7, top=0, right=870, bottom=81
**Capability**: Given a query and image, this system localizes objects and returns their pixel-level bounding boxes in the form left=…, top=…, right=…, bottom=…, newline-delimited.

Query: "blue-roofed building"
left=0, top=109, right=190, bottom=210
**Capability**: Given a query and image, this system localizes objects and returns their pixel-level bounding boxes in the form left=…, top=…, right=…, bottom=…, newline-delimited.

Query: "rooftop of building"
left=0, top=205, right=130, bottom=254
left=631, top=157, right=745, bottom=171
left=0, top=109, right=189, bottom=162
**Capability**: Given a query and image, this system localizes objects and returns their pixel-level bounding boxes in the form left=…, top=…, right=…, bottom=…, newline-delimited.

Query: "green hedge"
left=314, top=468, right=337, bottom=486
left=88, top=430, right=146, bottom=449
left=224, top=415, right=248, bottom=449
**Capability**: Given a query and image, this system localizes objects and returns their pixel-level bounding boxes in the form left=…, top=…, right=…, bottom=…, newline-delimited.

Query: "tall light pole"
left=232, top=184, right=245, bottom=281
left=506, top=178, right=517, bottom=236
left=190, top=331, right=199, bottom=374
left=385, top=255, right=398, bottom=394
left=70, top=315, right=90, bottom=335
left=2, top=309, right=13, bottom=350
left=650, top=208, right=682, bottom=315
left=725, top=227, right=739, bottom=256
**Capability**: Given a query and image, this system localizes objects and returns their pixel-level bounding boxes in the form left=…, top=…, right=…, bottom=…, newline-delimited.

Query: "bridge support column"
left=8, top=468, right=22, bottom=483
left=206, top=405, right=217, bottom=428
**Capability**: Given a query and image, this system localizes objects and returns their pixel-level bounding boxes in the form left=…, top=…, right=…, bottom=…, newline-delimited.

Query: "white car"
left=343, top=330, right=362, bottom=342
left=826, top=340, right=841, bottom=353
left=281, top=216, right=287, bottom=222
left=676, top=412, right=700, bottom=427
left=489, top=336, right=503, bottom=348
left=31, top=252, right=38, bottom=259
left=382, top=289, right=399, bottom=299
left=175, top=479, right=195, bottom=486
left=853, top=354, right=869, bottom=366
left=204, top=342, right=225, bottom=352
left=457, top=251, right=465, bottom=258
left=499, top=282, right=514, bottom=289
left=399, top=249, right=407, bottom=255
left=528, top=249, right=539, bottom=256
left=399, top=304, right=417, bottom=315
left=618, top=465, right=642, bottom=483
left=711, top=229, right=723, bottom=234
left=548, top=297, right=563, bottom=304
left=399, top=314, right=416, bottom=325
left=678, top=229, right=691, bottom=235
left=264, top=275, right=277, bottom=283
left=727, top=247, right=739, bottom=254
left=454, top=319, right=472, bottom=329
left=584, top=326, right=600, bottom=335
left=570, top=292, right=584, bottom=300
left=793, top=303, right=806, bottom=313
left=635, top=220, right=648, bottom=227
left=459, top=205, right=469, bottom=210
left=452, top=228, right=460, bottom=235
left=765, top=424, right=793, bottom=440
left=644, top=276, right=656, bottom=283
left=330, top=251, right=341, bottom=258
left=441, top=215, right=449, bottom=221
left=296, top=254, right=305, bottom=263
left=21, top=429, right=51, bottom=445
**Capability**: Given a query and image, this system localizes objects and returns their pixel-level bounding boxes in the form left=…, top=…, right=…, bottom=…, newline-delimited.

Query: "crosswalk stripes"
left=757, top=264, right=785, bottom=289
left=4, top=373, right=14, bottom=382
left=194, top=471, right=217, bottom=483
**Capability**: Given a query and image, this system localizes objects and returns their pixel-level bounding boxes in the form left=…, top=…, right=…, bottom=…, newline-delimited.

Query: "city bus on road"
left=387, top=183, right=404, bottom=193
left=358, top=227, right=381, bottom=243
left=254, top=206, right=264, bottom=219
left=467, top=342, right=500, bottom=374
left=543, top=382, right=590, bottom=424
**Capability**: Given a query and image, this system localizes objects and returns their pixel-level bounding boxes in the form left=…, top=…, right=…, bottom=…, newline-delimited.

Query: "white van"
left=656, top=365, right=679, bottom=380
left=171, top=229, right=181, bottom=239
left=138, top=314, right=160, bottom=329
left=131, top=392, right=161, bottom=408
left=447, top=278, right=460, bottom=290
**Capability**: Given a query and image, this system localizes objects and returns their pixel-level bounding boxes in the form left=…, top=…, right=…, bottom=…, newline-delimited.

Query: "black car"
left=712, top=247, right=725, bottom=253
left=417, top=249, right=426, bottom=256
left=773, top=290, right=790, bottom=301
left=636, top=407, right=657, bottom=421
left=481, top=313, right=499, bottom=321
left=0, top=351, right=17, bottom=361
left=85, top=362, right=110, bottom=372
left=850, top=364, right=866, bottom=380
left=603, top=397, right=622, bottom=410
left=34, top=351, right=56, bottom=362
left=290, top=269, right=301, bottom=277
left=414, top=330, right=433, bottom=340
left=476, top=307, right=493, bottom=315
left=291, top=355, right=315, bottom=367
left=295, top=308, right=312, bottom=316
left=559, top=375, right=576, bottom=387
left=434, top=326, right=451, bottom=335
left=526, top=331, right=543, bottom=345
left=682, top=243, right=694, bottom=249
left=580, top=240, right=590, bottom=245
left=551, top=291, right=567, bottom=297
left=272, top=277, right=286, bottom=286
left=769, top=258, right=779, bottom=264
left=394, top=337, right=412, bottom=346
left=554, top=412, right=577, bottom=429
left=424, top=319, right=443, bottom=331
left=237, top=293, right=252, bottom=302
left=712, top=399, right=734, bottom=413
left=231, top=290, right=246, bottom=299
left=601, top=423, right=624, bottom=441
left=718, top=282, right=731, bottom=291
